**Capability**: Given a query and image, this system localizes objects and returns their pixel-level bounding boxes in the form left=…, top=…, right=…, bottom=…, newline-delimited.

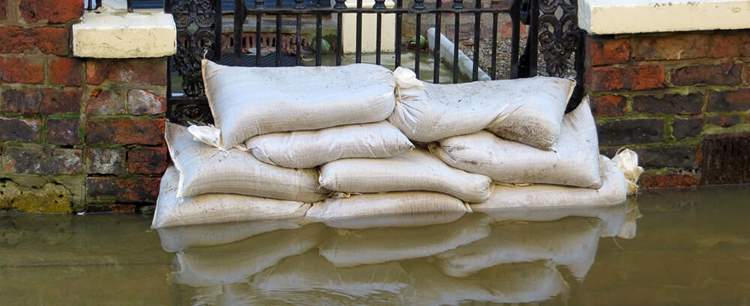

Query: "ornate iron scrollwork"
left=538, top=0, right=579, bottom=78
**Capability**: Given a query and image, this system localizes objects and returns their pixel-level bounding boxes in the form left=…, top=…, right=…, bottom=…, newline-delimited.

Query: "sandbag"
left=157, top=220, right=304, bottom=252
left=202, top=60, right=396, bottom=149
left=166, top=123, right=326, bottom=201
left=305, top=192, right=471, bottom=229
left=152, top=167, right=311, bottom=228
left=319, top=149, right=491, bottom=203
left=389, top=67, right=574, bottom=150
left=432, top=97, right=601, bottom=188
left=245, top=121, right=413, bottom=169
left=435, top=217, right=602, bottom=279
left=318, top=214, right=491, bottom=267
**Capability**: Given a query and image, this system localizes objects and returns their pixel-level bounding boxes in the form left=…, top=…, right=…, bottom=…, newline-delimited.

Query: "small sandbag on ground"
left=166, top=123, right=326, bottom=201
left=432, top=97, right=601, bottom=188
left=157, top=220, right=304, bottom=252
left=389, top=67, right=573, bottom=150
left=305, top=192, right=471, bottom=229
left=245, top=121, right=413, bottom=169
left=319, top=149, right=491, bottom=203
left=202, top=60, right=396, bottom=149
left=152, top=167, right=311, bottom=229
left=318, top=214, right=491, bottom=267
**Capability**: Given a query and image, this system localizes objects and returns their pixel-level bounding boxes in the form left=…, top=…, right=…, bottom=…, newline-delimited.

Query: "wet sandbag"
left=435, top=217, right=602, bottom=279
left=173, top=223, right=329, bottom=287
left=318, top=214, right=491, bottom=267
left=389, top=67, right=574, bottom=150
left=305, top=192, right=471, bottom=229
left=166, top=123, right=326, bottom=201
left=202, top=60, right=396, bottom=149
left=432, top=97, right=601, bottom=188
left=245, top=121, right=413, bottom=169
left=403, top=260, right=566, bottom=306
left=157, top=220, right=304, bottom=252
left=152, top=166, right=312, bottom=228
left=319, top=149, right=491, bottom=203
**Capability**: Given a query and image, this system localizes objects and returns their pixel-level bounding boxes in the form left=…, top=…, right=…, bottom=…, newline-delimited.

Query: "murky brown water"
left=1, top=186, right=749, bottom=306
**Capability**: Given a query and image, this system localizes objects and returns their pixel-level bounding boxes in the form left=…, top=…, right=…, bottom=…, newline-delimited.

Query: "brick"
left=633, top=31, right=750, bottom=60
left=1, top=88, right=42, bottom=114
left=0, top=0, right=6, bottom=20
left=49, top=57, right=83, bottom=86
left=1, top=88, right=79, bottom=115
left=86, top=118, right=165, bottom=145
left=86, top=59, right=167, bottom=86
left=85, top=88, right=126, bottom=115
left=47, top=118, right=80, bottom=146
left=673, top=118, right=703, bottom=140
left=590, top=95, right=626, bottom=117
left=632, top=93, right=703, bottom=115
left=590, top=64, right=665, bottom=91
left=0, top=26, right=68, bottom=55
left=597, top=119, right=664, bottom=146
left=127, top=89, right=166, bottom=115
left=127, top=146, right=169, bottom=175
left=1, top=145, right=82, bottom=175
left=588, top=37, right=631, bottom=66
left=19, top=0, right=83, bottom=24
left=707, top=114, right=743, bottom=128
left=708, top=89, right=750, bottom=112
left=86, top=148, right=125, bottom=175
left=86, top=176, right=160, bottom=203
left=0, top=117, right=40, bottom=141
left=636, top=145, right=697, bottom=169
left=671, top=63, right=742, bottom=86
left=641, top=172, right=699, bottom=189
left=0, top=57, right=44, bottom=84
left=41, top=88, right=81, bottom=114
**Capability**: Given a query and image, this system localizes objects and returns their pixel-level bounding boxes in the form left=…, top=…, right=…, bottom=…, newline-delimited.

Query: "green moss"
left=703, top=123, right=750, bottom=135
left=11, top=183, right=72, bottom=214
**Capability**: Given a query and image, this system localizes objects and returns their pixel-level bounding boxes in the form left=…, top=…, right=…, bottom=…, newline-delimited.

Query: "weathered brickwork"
left=0, top=0, right=167, bottom=213
left=587, top=30, right=750, bottom=189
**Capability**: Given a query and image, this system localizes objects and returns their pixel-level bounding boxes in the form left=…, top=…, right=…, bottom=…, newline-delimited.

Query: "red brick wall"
left=586, top=30, right=750, bottom=189
left=0, top=0, right=168, bottom=213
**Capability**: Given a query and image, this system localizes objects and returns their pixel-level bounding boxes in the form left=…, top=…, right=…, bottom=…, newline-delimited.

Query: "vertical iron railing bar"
left=212, top=0, right=222, bottom=59
left=233, top=0, right=245, bottom=56
left=164, top=0, right=172, bottom=13
left=510, top=0, right=520, bottom=78
left=527, top=0, right=539, bottom=76
left=472, top=0, right=481, bottom=81
left=355, top=0, right=363, bottom=63
left=335, top=0, right=346, bottom=66
left=568, top=29, right=587, bottom=112
left=413, top=0, right=424, bottom=79
left=451, top=0, right=462, bottom=83
left=433, top=0, right=442, bottom=83
left=275, top=0, right=283, bottom=66
left=255, top=0, right=264, bottom=66
left=490, top=12, right=498, bottom=79
left=315, top=11, right=322, bottom=66
left=96, top=0, right=102, bottom=10
left=395, top=0, right=403, bottom=67
left=295, top=0, right=305, bottom=65
left=374, top=0, right=386, bottom=65
left=127, top=0, right=133, bottom=12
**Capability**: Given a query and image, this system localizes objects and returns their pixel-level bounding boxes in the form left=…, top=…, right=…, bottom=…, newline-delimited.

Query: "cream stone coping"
left=73, top=9, right=176, bottom=58
left=579, top=0, right=750, bottom=35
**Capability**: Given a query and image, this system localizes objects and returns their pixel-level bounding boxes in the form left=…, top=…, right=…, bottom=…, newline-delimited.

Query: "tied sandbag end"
left=187, top=125, right=224, bottom=150
left=393, top=67, right=424, bottom=90
left=612, top=148, right=644, bottom=196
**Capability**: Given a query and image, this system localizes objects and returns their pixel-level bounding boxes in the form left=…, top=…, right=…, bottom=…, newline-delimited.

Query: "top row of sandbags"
left=200, top=60, right=575, bottom=150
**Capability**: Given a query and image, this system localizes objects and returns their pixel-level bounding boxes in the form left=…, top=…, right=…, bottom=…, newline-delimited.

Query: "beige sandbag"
left=389, top=67, right=574, bottom=150
left=202, top=60, right=396, bottom=149
left=157, top=220, right=304, bottom=252
left=305, top=192, right=471, bottom=229
left=435, top=217, right=602, bottom=279
left=432, top=97, right=601, bottom=188
left=152, top=167, right=311, bottom=228
left=166, top=123, right=326, bottom=201
left=245, top=121, right=413, bottom=169
left=319, top=149, right=491, bottom=203
left=173, top=223, right=328, bottom=287
left=318, top=214, right=491, bottom=267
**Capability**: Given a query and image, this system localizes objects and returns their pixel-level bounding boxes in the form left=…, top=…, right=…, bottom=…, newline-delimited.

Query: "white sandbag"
left=318, top=214, right=491, bottom=267
left=202, top=60, right=396, bottom=149
left=389, top=67, right=574, bottom=150
left=305, top=192, right=471, bottom=229
left=432, top=97, right=601, bottom=188
left=471, top=156, right=628, bottom=219
left=612, top=148, right=644, bottom=195
left=166, top=123, right=326, bottom=201
left=173, top=223, right=328, bottom=287
left=157, top=220, right=304, bottom=252
left=245, top=121, right=413, bottom=169
left=435, top=217, right=602, bottom=279
left=151, top=167, right=311, bottom=229
left=319, top=149, right=491, bottom=203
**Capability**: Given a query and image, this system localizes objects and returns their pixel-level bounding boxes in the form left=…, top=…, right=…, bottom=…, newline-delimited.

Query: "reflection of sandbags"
left=157, top=220, right=303, bottom=252
left=471, top=156, right=627, bottom=223
left=319, top=150, right=491, bottom=203
left=173, top=223, right=328, bottom=287
left=319, top=214, right=491, bottom=267
left=218, top=283, right=399, bottom=306
left=202, top=60, right=396, bottom=149
left=250, top=252, right=412, bottom=299
left=166, top=123, right=326, bottom=201
left=389, top=67, right=573, bottom=150
left=245, top=121, right=413, bottom=169
left=152, top=167, right=311, bottom=228
left=436, top=217, right=602, bottom=279
left=306, top=192, right=471, bottom=229
left=403, top=260, right=566, bottom=306
left=432, top=98, right=601, bottom=188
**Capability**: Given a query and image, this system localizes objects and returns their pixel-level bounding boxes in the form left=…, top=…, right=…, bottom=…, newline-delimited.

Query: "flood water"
left=1, top=186, right=749, bottom=306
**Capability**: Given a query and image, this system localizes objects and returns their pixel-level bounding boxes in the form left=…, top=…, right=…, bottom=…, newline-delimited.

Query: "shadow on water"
left=1, top=185, right=750, bottom=305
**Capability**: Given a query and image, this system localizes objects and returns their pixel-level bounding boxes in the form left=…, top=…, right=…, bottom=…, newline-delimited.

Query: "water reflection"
left=158, top=201, right=639, bottom=305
